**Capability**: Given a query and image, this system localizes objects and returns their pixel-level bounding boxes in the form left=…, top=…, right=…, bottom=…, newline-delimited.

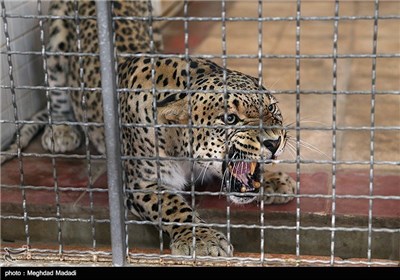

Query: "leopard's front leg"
left=127, top=182, right=233, bottom=257
left=259, top=170, right=297, bottom=204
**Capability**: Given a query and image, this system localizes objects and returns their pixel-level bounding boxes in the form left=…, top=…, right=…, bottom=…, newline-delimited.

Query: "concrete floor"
left=1, top=0, right=399, bottom=264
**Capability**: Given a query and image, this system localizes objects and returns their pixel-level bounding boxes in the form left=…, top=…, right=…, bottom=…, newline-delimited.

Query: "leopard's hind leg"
left=1, top=110, right=48, bottom=164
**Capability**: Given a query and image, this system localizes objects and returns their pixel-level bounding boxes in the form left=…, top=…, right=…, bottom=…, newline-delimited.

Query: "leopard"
left=1, top=0, right=296, bottom=257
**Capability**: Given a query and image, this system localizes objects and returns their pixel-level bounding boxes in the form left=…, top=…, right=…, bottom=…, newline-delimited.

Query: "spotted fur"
left=1, top=0, right=296, bottom=256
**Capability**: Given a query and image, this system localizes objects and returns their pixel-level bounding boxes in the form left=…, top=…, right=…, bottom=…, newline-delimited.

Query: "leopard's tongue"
left=229, top=162, right=258, bottom=192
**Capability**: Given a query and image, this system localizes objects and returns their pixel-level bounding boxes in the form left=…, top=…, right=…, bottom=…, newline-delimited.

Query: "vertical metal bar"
left=330, top=0, right=340, bottom=267
left=295, top=0, right=301, bottom=262
left=37, top=0, right=64, bottom=258
left=257, top=0, right=265, bottom=265
left=108, top=1, right=130, bottom=261
left=221, top=0, right=232, bottom=257
left=72, top=0, right=97, bottom=256
left=182, top=0, right=197, bottom=259
left=1, top=0, right=30, bottom=249
left=145, top=0, right=164, bottom=257
left=95, top=0, right=126, bottom=267
left=139, top=0, right=164, bottom=256
left=367, top=0, right=379, bottom=266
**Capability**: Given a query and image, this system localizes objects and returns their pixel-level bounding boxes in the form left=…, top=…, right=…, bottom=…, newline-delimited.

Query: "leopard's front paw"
left=261, top=171, right=296, bottom=205
left=41, top=125, right=81, bottom=153
left=170, top=226, right=233, bottom=257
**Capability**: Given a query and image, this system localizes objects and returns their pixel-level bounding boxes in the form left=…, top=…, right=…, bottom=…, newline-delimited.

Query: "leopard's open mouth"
left=222, top=148, right=263, bottom=194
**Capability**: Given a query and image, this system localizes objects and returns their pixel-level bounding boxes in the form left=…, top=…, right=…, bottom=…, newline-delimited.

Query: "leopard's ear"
left=157, top=93, right=189, bottom=124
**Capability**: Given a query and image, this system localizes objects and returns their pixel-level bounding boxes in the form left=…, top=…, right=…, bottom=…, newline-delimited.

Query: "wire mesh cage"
left=0, top=0, right=399, bottom=267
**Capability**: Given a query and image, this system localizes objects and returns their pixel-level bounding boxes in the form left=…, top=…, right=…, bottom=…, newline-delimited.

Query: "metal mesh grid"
left=1, top=0, right=399, bottom=267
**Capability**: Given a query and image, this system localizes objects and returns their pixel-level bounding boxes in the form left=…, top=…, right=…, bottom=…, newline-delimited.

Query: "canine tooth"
left=253, top=181, right=261, bottom=189
left=240, top=186, right=247, bottom=193
left=250, top=162, right=257, bottom=175
left=229, top=165, right=237, bottom=177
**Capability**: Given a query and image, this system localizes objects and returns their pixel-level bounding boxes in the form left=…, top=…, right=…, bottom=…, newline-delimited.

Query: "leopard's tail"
left=1, top=109, right=48, bottom=165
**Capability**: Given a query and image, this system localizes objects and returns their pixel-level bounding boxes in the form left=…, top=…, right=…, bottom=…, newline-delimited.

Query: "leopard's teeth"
left=250, top=161, right=257, bottom=175
left=228, top=164, right=235, bottom=176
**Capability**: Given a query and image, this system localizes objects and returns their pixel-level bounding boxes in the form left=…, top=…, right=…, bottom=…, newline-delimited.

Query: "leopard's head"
left=157, top=58, right=286, bottom=204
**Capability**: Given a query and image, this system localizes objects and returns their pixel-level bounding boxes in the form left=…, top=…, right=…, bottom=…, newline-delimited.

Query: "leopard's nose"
left=263, top=136, right=281, bottom=155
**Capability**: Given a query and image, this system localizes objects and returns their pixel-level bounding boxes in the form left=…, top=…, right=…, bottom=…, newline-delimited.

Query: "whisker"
left=286, top=137, right=329, bottom=159
left=220, top=151, right=238, bottom=193
left=299, top=120, right=330, bottom=126
left=229, top=162, right=236, bottom=191
left=298, top=139, right=330, bottom=159
left=284, top=120, right=296, bottom=128
left=220, top=166, right=230, bottom=193
left=194, top=162, right=207, bottom=184
left=200, top=162, right=211, bottom=186
left=229, top=152, right=243, bottom=192
left=267, top=78, right=280, bottom=90
left=284, top=142, right=297, bottom=160
left=284, top=117, right=330, bottom=129
left=240, top=152, right=245, bottom=176
left=285, top=141, right=303, bottom=161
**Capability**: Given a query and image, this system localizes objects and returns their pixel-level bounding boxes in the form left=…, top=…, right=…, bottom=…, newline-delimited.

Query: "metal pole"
left=95, top=0, right=126, bottom=266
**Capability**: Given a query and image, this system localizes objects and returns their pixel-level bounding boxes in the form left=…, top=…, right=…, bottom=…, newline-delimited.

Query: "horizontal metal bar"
left=0, top=50, right=99, bottom=57
left=2, top=84, right=399, bottom=96
left=2, top=214, right=397, bottom=235
left=123, top=219, right=400, bottom=234
left=2, top=183, right=399, bottom=201
left=0, top=119, right=105, bottom=127
left=125, top=252, right=398, bottom=266
left=1, top=215, right=110, bottom=223
left=1, top=184, right=108, bottom=193
left=2, top=50, right=400, bottom=60
left=3, top=13, right=400, bottom=21
left=1, top=150, right=398, bottom=166
left=1, top=118, right=399, bottom=132
left=0, top=152, right=106, bottom=160
left=113, top=15, right=400, bottom=22
left=4, top=247, right=112, bottom=257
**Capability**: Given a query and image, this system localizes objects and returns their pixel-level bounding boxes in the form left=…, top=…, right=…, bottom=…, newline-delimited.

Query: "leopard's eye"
left=268, top=104, right=276, bottom=112
left=222, top=114, right=239, bottom=125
